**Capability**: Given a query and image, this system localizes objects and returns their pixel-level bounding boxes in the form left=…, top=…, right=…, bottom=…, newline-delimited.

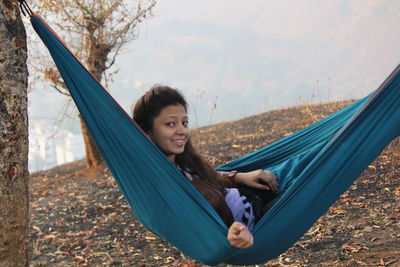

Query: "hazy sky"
left=29, top=0, right=400, bottom=130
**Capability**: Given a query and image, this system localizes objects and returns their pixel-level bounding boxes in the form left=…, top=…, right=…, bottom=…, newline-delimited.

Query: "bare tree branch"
left=100, top=1, right=121, bottom=22
left=50, top=85, right=71, bottom=97
left=29, top=0, right=157, bottom=167
left=73, top=0, right=92, bottom=16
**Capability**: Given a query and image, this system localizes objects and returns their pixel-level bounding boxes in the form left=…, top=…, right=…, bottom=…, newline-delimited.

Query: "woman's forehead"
left=159, top=105, right=188, bottom=118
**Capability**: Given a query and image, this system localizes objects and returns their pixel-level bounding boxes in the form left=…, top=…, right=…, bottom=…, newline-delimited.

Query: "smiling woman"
left=132, top=85, right=280, bottom=249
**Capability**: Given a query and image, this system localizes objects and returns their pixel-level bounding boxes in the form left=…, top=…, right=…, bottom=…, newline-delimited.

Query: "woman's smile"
left=173, top=139, right=186, bottom=145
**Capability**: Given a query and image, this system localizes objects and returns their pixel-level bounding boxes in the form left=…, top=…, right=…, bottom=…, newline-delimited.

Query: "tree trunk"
left=79, top=114, right=103, bottom=168
left=79, top=36, right=110, bottom=168
left=78, top=66, right=105, bottom=168
left=0, top=1, right=29, bottom=266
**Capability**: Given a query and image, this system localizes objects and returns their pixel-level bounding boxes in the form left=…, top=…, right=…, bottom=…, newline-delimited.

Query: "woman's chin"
left=174, top=148, right=185, bottom=155
left=171, top=146, right=185, bottom=155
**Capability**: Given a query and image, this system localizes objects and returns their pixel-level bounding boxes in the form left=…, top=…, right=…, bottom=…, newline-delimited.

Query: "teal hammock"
left=30, top=14, right=400, bottom=266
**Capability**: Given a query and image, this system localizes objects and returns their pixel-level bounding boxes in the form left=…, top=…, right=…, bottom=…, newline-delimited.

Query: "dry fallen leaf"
left=342, top=244, right=369, bottom=253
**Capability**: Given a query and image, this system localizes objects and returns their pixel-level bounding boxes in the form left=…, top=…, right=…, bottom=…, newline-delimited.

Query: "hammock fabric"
left=31, top=14, right=400, bottom=266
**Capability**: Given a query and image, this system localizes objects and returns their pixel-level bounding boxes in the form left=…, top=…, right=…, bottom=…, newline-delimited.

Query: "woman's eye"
left=166, top=122, right=175, bottom=127
left=182, top=121, right=189, bottom=127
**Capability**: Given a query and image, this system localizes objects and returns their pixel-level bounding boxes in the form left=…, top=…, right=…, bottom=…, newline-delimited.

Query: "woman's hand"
left=236, top=169, right=279, bottom=191
left=227, top=222, right=254, bottom=249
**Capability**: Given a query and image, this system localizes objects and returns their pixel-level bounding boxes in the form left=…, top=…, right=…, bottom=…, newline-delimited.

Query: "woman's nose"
left=176, top=123, right=189, bottom=134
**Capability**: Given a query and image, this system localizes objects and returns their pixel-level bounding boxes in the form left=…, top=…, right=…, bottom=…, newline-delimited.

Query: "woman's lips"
left=173, top=139, right=185, bottom=147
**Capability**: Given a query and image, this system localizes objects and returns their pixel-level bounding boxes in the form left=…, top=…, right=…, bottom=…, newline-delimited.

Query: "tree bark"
left=79, top=114, right=103, bottom=168
left=79, top=32, right=111, bottom=168
left=0, top=0, right=29, bottom=266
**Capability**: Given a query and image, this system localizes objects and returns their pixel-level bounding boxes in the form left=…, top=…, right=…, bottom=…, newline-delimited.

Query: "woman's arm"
left=218, top=169, right=279, bottom=191
left=227, top=222, right=254, bottom=248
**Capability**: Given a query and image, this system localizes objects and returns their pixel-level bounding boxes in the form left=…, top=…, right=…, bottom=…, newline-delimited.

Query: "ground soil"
left=29, top=101, right=400, bottom=267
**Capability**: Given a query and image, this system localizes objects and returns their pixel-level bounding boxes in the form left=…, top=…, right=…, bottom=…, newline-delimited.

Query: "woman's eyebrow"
left=165, top=115, right=188, bottom=119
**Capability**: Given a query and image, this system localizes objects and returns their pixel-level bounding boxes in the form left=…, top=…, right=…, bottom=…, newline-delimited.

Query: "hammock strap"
left=18, top=0, right=33, bottom=17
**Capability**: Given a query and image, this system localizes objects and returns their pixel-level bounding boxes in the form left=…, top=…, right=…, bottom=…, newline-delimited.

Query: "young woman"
left=132, top=85, right=279, bottom=249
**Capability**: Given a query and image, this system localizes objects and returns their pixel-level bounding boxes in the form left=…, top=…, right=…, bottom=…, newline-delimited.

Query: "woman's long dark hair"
left=133, top=85, right=233, bottom=226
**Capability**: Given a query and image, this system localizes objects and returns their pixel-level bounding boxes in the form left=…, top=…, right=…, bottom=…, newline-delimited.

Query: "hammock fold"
left=31, top=14, right=400, bottom=265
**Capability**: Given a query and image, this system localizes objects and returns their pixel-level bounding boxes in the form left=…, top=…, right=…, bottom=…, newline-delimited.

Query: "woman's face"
left=148, top=104, right=190, bottom=162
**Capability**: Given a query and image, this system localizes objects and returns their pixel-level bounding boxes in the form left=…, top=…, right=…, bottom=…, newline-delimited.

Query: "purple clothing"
left=177, top=165, right=255, bottom=230
left=225, top=188, right=255, bottom=231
